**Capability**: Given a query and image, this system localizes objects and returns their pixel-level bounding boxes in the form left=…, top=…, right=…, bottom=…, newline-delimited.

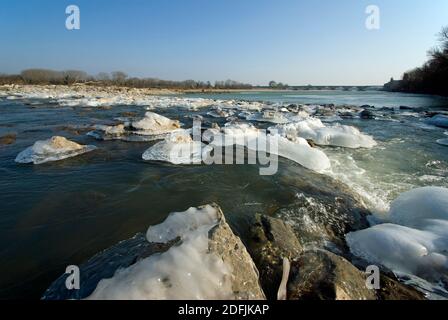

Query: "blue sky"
left=0, top=0, right=447, bottom=85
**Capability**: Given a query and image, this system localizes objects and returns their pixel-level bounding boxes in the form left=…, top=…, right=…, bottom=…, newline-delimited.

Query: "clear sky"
left=0, top=0, right=447, bottom=85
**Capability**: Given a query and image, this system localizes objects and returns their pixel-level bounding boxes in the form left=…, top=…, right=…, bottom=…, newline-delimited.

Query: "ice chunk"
left=205, top=122, right=331, bottom=173
left=271, top=119, right=377, bottom=149
left=15, top=136, right=96, bottom=164
left=142, top=130, right=211, bottom=164
left=246, top=110, right=289, bottom=124
left=427, top=115, right=448, bottom=128
left=346, top=223, right=448, bottom=279
left=86, top=205, right=233, bottom=300
left=132, top=112, right=180, bottom=135
left=346, top=187, right=448, bottom=293
left=389, top=187, right=448, bottom=228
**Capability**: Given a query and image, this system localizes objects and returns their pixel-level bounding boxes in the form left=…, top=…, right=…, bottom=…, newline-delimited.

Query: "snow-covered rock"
left=86, top=204, right=266, bottom=300
left=15, top=136, right=96, bottom=164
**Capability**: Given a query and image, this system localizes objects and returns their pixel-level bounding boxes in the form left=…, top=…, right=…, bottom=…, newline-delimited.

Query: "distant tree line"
left=0, top=69, right=253, bottom=90
left=385, top=26, right=448, bottom=96
left=268, top=80, right=289, bottom=89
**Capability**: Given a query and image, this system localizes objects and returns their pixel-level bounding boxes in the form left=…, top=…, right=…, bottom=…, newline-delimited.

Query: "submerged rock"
left=0, top=133, right=16, bottom=145
left=15, top=136, right=96, bottom=164
left=287, top=249, right=377, bottom=300
left=246, top=214, right=303, bottom=299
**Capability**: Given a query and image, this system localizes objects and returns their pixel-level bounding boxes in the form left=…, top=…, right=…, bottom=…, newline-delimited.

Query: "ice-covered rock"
left=346, top=187, right=448, bottom=293
left=131, top=112, right=180, bottom=135
left=271, top=119, right=377, bottom=149
left=427, top=115, right=448, bottom=128
left=15, top=136, right=96, bottom=164
left=86, top=204, right=265, bottom=300
left=142, top=130, right=211, bottom=164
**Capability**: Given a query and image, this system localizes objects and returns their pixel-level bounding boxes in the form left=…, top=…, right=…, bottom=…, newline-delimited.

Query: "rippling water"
left=0, top=90, right=447, bottom=299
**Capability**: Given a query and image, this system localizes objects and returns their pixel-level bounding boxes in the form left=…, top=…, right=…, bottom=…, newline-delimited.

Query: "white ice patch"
left=346, top=187, right=448, bottom=292
left=142, top=130, right=212, bottom=164
left=271, top=118, right=377, bottom=149
left=86, top=205, right=234, bottom=300
left=15, top=136, right=96, bottom=164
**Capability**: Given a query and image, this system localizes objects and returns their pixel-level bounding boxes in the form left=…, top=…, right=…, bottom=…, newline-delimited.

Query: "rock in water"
left=360, top=109, right=375, bottom=119
left=287, top=249, right=377, bottom=300
left=45, top=204, right=265, bottom=300
left=207, top=208, right=266, bottom=300
left=0, top=133, right=16, bottom=145
left=377, top=274, right=425, bottom=300
left=15, top=136, right=96, bottom=164
left=246, top=214, right=303, bottom=299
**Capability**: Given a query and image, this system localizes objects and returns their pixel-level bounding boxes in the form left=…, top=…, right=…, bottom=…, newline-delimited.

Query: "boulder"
left=246, top=214, right=303, bottom=299
left=360, top=109, right=375, bottom=119
left=377, top=274, right=425, bottom=300
left=43, top=204, right=266, bottom=300
left=287, top=249, right=377, bottom=300
left=208, top=207, right=266, bottom=300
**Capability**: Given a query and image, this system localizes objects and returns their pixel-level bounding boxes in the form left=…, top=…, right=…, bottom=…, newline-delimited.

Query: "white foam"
left=15, top=136, right=96, bottom=164
left=86, top=205, right=235, bottom=300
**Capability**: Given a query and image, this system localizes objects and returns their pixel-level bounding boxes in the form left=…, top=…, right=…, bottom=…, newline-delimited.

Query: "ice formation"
left=427, top=115, right=448, bottom=128
left=204, top=122, right=331, bottom=172
left=246, top=110, right=289, bottom=124
left=346, top=187, right=448, bottom=285
left=142, top=130, right=211, bottom=164
left=131, top=112, right=181, bottom=135
left=15, top=136, right=96, bottom=164
left=86, top=205, right=234, bottom=300
left=271, top=118, right=377, bottom=149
